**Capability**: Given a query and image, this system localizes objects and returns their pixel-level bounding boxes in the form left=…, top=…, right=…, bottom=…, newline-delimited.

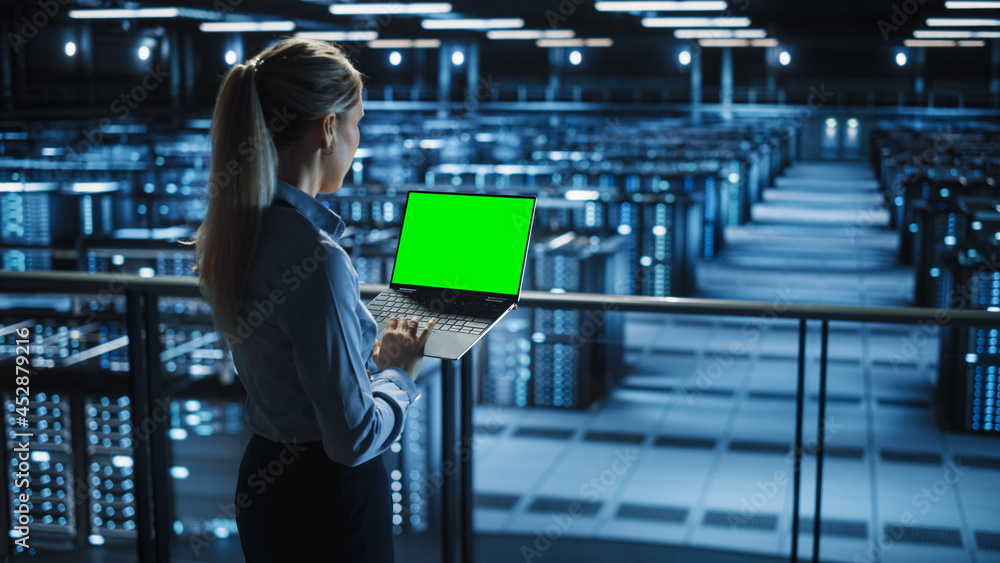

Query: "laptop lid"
left=388, top=190, right=536, bottom=302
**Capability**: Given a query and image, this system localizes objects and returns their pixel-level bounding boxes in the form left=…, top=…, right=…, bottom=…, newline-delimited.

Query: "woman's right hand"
left=373, top=315, right=436, bottom=381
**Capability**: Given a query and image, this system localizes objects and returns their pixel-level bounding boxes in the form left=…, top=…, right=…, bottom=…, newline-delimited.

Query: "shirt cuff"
left=371, top=366, right=421, bottom=404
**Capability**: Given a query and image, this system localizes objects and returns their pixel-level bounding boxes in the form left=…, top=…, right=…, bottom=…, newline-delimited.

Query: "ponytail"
left=186, top=62, right=277, bottom=341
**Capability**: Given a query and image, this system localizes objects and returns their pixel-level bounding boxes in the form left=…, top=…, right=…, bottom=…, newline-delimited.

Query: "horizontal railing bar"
left=1, top=271, right=996, bottom=326
left=0, top=270, right=206, bottom=295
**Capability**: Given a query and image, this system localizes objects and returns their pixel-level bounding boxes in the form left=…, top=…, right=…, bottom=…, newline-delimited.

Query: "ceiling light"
left=421, top=18, right=524, bottom=30
left=595, top=1, right=728, bottom=10
left=68, top=8, right=181, bottom=18
left=913, top=30, right=973, bottom=37
left=926, top=18, right=1000, bottom=26
left=674, top=28, right=766, bottom=38
left=487, top=29, right=575, bottom=39
left=697, top=38, right=777, bottom=47
left=536, top=38, right=614, bottom=47
left=329, top=3, right=452, bottom=15
left=295, top=31, right=379, bottom=41
left=675, top=29, right=725, bottom=38
left=945, top=1, right=1000, bottom=7
left=642, top=17, right=751, bottom=27
left=905, top=39, right=957, bottom=46
left=913, top=29, right=1000, bottom=37
left=367, top=39, right=441, bottom=48
left=199, top=21, right=296, bottom=32
left=697, top=39, right=747, bottom=46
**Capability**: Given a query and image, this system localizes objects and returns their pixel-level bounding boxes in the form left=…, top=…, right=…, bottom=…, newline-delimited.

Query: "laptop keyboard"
left=367, top=292, right=505, bottom=335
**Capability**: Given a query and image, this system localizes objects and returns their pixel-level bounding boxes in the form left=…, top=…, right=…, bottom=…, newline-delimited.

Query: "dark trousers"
left=235, top=433, right=395, bottom=562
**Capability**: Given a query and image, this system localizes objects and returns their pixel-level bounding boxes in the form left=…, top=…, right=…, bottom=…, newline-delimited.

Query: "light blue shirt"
left=225, top=178, right=418, bottom=467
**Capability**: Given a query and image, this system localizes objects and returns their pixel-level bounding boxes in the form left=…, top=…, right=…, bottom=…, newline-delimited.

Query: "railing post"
left=441, top=353, right=474, bottom=563
left=813, top=320, right=830, bottom=563
left=441, top=358, right=465, bottom=563
left=790, top=318, right=807, bottom=563
left=144, top=291, right=171, bottom=562
left=126, top=290, right=156, bottom=563
left=461, top=351, right=475, bottom=563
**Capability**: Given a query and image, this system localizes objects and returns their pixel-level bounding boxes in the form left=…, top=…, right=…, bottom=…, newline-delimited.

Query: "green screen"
left=391, top=192, right=535, bottom=295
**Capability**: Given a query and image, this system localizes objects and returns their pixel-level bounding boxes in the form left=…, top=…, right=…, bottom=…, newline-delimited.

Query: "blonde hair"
left=184, top=37, right=364, bottom=340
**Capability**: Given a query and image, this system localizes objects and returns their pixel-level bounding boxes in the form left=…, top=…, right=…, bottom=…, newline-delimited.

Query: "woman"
left=187, top=37, right=434, bottom=561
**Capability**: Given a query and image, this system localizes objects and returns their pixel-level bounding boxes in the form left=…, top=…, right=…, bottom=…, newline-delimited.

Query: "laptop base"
left=368, top=288, right=514, bottom=360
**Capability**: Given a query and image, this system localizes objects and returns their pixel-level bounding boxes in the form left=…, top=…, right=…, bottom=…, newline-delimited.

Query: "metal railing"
left=1, top=269, right=997, bottom=563
left=361, top=82, right=1000, bottom=112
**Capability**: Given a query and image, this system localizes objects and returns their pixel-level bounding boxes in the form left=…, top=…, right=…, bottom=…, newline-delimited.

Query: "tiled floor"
left=470, top=162, right=1000, bottom=563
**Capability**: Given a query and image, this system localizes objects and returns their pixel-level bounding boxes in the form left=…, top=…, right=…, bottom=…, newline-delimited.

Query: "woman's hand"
left=372, top=315, right=436, bottom=381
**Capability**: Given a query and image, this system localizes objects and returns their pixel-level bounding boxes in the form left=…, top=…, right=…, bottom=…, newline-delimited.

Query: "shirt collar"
left=273, top=179, right=346, bottom=241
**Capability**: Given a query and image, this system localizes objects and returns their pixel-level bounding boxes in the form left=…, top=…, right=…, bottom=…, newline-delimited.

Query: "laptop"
left=366, top=190, right=536, bottom=360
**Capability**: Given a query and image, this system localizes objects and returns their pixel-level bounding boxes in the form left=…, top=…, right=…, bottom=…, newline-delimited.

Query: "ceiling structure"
left=2, top=0, right=997, bottom=115
left=49, top=0, right=992, bottom=48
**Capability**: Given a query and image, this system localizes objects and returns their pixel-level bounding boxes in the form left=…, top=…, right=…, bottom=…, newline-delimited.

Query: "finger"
left=386, top=316, right=398, bottom=331
left=417, top=318, right=436, bottom=343
left=372, top=341, right=380, bottom=357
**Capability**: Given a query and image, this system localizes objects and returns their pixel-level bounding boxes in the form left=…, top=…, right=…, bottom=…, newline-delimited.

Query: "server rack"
left=608, top=191, right=703, bottom=298
left=480, top=233, right=628, bottom=409
left=937, top=201, right=1000, bottom=433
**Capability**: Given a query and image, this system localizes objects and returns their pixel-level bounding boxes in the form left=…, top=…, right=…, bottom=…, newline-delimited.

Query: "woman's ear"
left=321, top=112, right=337, bottom=150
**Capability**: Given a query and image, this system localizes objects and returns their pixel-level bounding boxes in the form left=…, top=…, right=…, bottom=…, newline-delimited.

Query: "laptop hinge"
left=398, top=288, right=417, bottom=293
left=485, top=297, right=505, bottom=303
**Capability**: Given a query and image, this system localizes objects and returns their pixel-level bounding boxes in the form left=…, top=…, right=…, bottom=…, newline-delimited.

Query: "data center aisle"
left=697, top=160, right=911, bottom=307
left=470, top=161, right=1000, bottom=563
